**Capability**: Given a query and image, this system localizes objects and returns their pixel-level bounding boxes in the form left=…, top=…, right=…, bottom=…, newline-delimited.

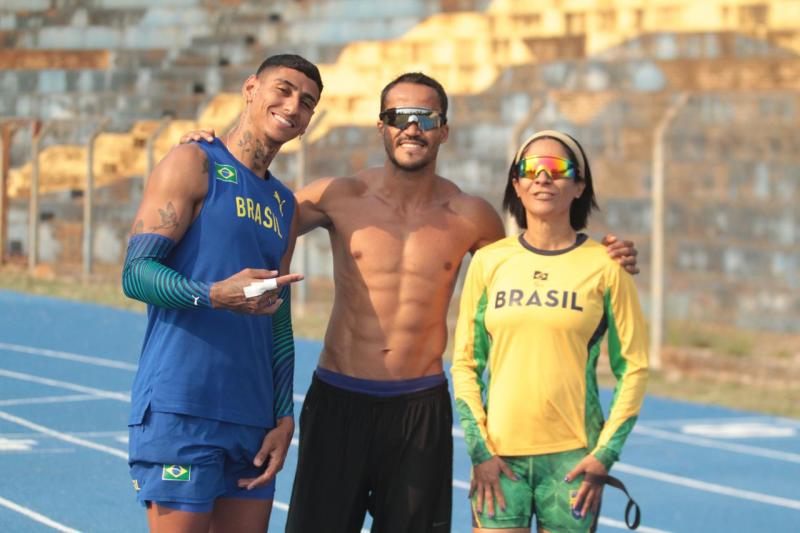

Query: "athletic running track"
left=0, top=290, right=798, bottom=532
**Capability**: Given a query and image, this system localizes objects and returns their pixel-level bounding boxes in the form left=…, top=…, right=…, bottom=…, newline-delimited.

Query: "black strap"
left=604, top=475, right=641, bottom=530
left=585, top=473, right=641, bottom=530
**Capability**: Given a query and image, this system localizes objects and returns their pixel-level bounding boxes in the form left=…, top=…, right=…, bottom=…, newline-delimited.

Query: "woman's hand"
left=564, top=453, right=608, bottom=518
left=470, top=456, right=517, bottom=518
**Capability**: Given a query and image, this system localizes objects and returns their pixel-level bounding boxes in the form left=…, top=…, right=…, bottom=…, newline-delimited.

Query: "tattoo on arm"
left=202, top=157, right=208, bottom=175
left=131, top=220, right=144, bottom=236
left=150, top=202, right=180, bottom=231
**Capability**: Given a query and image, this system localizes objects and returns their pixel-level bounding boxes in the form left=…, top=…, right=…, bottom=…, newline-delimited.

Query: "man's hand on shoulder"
left=602, top=234, right=639, bottom=275
left=178, top=128, right=217, bottom=145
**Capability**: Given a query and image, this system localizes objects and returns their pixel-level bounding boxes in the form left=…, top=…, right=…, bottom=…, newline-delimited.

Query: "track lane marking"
left=0, top=394, right=102, bottom=407
left=614, top=463, right=800, bottom=510
left=633, top=425, right=800, bottom=463
left=0, top=495, right=81, bottom=533
left=0, top=369, right=130, bottom=402
left=0, top=410, right=128, bottom=459
left=0, top=342, right=137, bottom=371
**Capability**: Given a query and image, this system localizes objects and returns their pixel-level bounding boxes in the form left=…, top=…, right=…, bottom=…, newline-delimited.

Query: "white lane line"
left=3, top=350, right=796, bottom=514
left=634, top=425, right=800, bottom=464
left=1, top=430, right=127, bottom=439
left=273, top=501, right=289, bottom=511
left=0, top=496, right=80, bottom=533
left=598, top=517, right=670, bottom=533
left=0, top=410, right=128, bottom=460
left=0, top=342, right=137, bottom=371
left=0, top=408, right=290, bottom=529
left=0, top=369, right=130, bottom=402
left=614, top=463, right=800, bottom=510
left=0, top=394, right=103, bottom=407
left=453, top=479, right=470, bottom=490
left=2, top=448, right=75, bottom=455
left=642, top=415, right=800, bottom=429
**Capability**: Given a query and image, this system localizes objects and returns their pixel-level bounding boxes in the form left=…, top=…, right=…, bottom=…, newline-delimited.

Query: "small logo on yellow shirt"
left=533, top=270, right=549, bottom=281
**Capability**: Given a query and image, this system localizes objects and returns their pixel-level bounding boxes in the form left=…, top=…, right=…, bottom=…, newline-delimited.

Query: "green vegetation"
left=598, top=370, right=800, bottom=419
left=666, top=320, right=755, bottom=358
left=0, top=267, right=145, bottom=312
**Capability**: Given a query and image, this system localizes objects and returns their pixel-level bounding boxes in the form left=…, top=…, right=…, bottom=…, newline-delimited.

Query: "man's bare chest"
left=328, top=201, right=475, bottom=277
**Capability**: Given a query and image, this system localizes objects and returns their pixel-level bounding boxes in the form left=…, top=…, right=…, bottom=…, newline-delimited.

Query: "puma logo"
left=274, top=191, right=287, bottom=217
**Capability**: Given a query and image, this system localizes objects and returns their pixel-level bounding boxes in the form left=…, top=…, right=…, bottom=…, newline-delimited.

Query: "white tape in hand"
left=243, top=277, right=279, bottom=299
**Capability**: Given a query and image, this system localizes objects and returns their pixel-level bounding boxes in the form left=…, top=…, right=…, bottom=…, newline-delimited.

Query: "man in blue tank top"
left=121, top=54, right=322, bottom=532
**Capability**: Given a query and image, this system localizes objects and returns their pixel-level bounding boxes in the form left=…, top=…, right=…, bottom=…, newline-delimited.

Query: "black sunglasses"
left=379, top=107, right=446, bottom=131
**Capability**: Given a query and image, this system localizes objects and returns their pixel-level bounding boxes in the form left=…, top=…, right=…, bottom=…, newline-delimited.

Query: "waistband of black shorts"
left=311, top=370, right=449, bottom=403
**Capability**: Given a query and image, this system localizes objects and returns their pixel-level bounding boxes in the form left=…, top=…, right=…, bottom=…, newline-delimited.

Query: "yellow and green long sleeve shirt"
left=451, top=234, right=649, bottom=469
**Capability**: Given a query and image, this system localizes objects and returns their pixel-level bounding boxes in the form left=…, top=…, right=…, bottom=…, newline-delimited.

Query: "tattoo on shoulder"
left=150, top=202, right=179, bottom=231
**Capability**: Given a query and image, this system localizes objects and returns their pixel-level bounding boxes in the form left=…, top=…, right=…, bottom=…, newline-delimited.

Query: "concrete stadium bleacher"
left=1, top=0, right=799, bottom=331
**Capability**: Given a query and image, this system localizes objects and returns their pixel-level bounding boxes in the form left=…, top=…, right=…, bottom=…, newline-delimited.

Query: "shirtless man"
left=184, top=72, right=637, bottom=533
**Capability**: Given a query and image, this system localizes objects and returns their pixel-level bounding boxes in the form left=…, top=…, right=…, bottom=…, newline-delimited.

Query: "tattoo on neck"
left=237, top=129, right=277, bottom=177
left=150, top=202, right=179, bottom=231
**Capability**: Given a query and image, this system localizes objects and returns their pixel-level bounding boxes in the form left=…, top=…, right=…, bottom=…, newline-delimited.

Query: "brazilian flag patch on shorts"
left=162, top=464, right=191, bottom=481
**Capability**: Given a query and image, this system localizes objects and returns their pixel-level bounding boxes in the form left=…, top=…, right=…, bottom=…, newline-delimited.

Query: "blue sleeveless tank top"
left=129, top=139, right=296, bottom=428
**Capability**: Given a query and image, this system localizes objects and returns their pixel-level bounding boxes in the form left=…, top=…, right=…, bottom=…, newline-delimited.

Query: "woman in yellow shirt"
left=452, top=130, right=649, bottom=532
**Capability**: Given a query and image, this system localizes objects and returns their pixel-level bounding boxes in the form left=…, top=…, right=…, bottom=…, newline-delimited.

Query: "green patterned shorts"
left=470, top=448, right=596, bottom=531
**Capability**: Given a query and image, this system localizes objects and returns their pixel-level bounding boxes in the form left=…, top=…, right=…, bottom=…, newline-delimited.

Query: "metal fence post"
left=650, top=92, right=689, bottom=370
left=0, top=123, right=9, bottom=265
left=83, top=118, right=110, bottom=284
left=29, top=120, right=53, bottom=274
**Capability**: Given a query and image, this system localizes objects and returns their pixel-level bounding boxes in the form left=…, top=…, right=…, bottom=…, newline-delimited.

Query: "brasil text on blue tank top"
left=129, top=138, right=296, bottom=429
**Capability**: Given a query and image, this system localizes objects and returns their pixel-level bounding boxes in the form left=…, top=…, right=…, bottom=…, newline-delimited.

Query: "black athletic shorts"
left=286, top=374, right=453, bottom=533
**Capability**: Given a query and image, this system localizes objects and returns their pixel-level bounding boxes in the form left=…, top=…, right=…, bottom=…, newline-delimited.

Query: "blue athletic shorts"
left=129, top=409, right=276, bottom=512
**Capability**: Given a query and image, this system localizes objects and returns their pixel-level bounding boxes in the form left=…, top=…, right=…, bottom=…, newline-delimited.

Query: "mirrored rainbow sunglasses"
left=379, top=107, right=446, bottom=132
left=518, top=155, right=577, bottom=180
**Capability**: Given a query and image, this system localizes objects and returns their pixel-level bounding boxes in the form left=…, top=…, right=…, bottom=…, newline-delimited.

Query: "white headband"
left=513, top=129, right=586, bottom=179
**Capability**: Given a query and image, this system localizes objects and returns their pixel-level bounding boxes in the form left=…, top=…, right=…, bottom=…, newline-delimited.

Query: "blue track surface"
left=0, top=290, right=798, bottom=532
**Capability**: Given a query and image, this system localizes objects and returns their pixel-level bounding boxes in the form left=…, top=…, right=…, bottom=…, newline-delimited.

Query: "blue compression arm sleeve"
left=271, top=284, right=295, bottom=419
left=122, top=233, right=212, bottom=309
